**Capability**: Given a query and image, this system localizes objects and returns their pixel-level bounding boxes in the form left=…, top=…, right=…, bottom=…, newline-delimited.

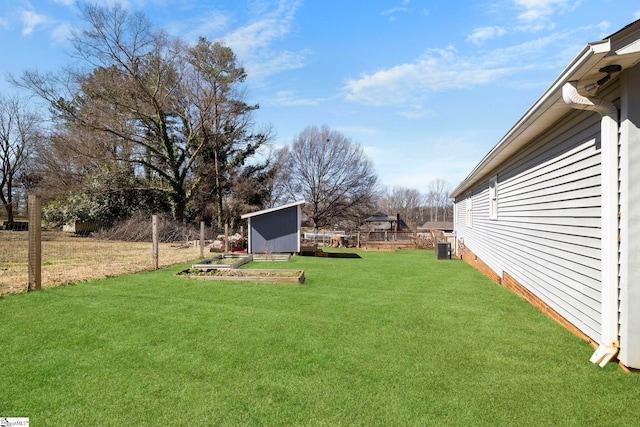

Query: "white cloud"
left=53, top=0, right=75, bottom=6
left=343, top=23, right=603, bottom=109
left=344, top=46, right=516, bottom=106
left=634, top=10, right=640, bottom=20
left=513, top=0, right=581, bottom=31
left=467, top=26, right=507, bottom=45
left=21, top=10, right=48, bottom=36
left=381, top=7, right=409, bottom=17
left=163, top=0, right=307, bottom=80
left=269, top=91, right=321, bottom=107
left=335, top=125, right=382, bottom=137
left=224, top=0, right=300, bottom=54
left=396, top=106, right=434, bottom=120
left=221, top=0, right=309, bottom=79
left=165, top=10, right=229, bottom=42
left=381, top=0, right=419, bottom=21
left=51, top=22, right=72, bottom=45
left=245, top=48, right=310, bottom=81
left=0, top=17, right=10, bottom=30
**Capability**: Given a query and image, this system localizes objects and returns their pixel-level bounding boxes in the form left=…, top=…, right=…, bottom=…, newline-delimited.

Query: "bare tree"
left=279, top=125, right=379, bottom=230
left=0, top=95, right=41, bottom=225
left=378, top=186, right=424, bottom=229
left=426, top=179, right=452, bottom=222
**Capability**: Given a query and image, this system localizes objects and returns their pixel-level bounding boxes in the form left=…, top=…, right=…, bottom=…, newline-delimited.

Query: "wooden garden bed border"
left=177, top=268, right=305, bottom=284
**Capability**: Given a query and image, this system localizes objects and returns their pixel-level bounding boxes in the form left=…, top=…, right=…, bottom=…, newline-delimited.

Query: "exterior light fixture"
left=584, top=64, right=622, bottom=94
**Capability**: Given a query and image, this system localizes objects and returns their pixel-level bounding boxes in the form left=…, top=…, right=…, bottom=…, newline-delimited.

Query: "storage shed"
left=241, top=200, right=305, bottom=254
left=451, top=20, right=640, bottom=369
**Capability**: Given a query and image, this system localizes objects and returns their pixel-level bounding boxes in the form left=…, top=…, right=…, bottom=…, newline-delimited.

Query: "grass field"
left=1, top=250, right=639, bottom=425
left=0, top=230, right=203, bottom=296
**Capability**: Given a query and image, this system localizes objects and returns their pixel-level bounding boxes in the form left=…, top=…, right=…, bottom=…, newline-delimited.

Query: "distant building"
left=364, top=212, right=409, bottom=231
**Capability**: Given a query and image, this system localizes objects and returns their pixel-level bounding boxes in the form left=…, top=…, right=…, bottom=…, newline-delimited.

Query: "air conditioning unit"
left=436, top=242, right=451, bottom=260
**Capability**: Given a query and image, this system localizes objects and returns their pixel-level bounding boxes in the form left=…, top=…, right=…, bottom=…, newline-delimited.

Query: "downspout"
left=562, top=81, right=620, bottom=367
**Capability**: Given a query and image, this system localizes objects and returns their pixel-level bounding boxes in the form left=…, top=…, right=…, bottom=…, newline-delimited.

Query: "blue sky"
left=2, top=0, right=640, bottom=192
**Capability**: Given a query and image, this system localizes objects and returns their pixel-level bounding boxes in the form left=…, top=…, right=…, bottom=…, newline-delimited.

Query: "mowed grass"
left=1, top=250, right=639, bottom=426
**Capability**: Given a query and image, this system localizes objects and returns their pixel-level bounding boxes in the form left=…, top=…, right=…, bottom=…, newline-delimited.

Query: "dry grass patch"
left=0, top=230, right=202, bottom=296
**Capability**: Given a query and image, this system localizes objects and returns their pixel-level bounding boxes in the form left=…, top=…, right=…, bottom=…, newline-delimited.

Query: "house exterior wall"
left=454, top=106, right=606, bottom=341
left=619, top=64, right=640, bottom=367
left=452, top=21, right=640, bottom=368
left=248, top=205, right=300, bottom=254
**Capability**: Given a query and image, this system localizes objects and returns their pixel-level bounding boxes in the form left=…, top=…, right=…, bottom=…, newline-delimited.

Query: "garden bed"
left=177, top=268, right=305, bottom=284
left=191, top=254, right=253, bottom=269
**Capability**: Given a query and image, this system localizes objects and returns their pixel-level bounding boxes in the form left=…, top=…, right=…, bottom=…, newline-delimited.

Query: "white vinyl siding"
left=455, top=109, right=603, bottom=340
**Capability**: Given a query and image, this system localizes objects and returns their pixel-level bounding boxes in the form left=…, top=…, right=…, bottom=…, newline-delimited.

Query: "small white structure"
left=241, top=201, right=305, bottom=254
left=451, top=20, right=640, bottom=369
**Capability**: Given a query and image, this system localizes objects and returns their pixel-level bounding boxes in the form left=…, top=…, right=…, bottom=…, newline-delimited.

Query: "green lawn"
left=1, top=250, right=639, bottom=426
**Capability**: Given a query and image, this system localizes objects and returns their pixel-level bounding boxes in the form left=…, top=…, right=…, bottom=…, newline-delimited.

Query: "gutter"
left=562, top=82, right=619, bottom=367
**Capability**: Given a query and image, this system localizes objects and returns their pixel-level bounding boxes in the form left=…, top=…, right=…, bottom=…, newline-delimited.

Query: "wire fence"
left=300, top=229, right=445, bottom=251
left=0, top=195, right=243, bottom=297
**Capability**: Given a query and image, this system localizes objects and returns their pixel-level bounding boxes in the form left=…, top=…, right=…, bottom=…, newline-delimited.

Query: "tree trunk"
left=169, top=187, right=187, bottom=222
left=2, top=180, right=14, bottom=225
left=214, top=146, right=224, bottom=229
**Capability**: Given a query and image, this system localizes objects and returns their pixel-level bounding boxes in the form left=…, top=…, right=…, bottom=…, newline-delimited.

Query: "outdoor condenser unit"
left=436, top=242, right=451, bottom=260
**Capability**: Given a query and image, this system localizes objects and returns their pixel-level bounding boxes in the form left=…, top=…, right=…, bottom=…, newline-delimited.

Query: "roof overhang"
left=240, top=200, right=306, bottom=219
left=451, top=20, right=640, bottom=199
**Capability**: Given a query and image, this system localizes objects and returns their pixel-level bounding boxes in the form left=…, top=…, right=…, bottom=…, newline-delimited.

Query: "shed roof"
left=451, top=19, right=640, bottom=198
left=240, top=200, right=306, bottom=219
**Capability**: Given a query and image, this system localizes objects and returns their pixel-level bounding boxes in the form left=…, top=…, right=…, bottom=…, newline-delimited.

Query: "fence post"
left=152, top=214, right=159, bottom=270
left=224, top=223, right=229, bottom=253
left=200, top=221, right=205, bottom=258
left=28, top=194, right=42, bottom=291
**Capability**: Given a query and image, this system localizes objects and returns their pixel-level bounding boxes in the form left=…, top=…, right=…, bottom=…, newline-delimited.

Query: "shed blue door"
left=250, top=206, right=298, bottom=253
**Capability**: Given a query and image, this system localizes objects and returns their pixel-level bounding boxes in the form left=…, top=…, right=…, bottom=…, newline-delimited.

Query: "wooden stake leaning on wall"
left=28, top=194, right=42, bottom=291
left=152, top=214, right=159, bottom=270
